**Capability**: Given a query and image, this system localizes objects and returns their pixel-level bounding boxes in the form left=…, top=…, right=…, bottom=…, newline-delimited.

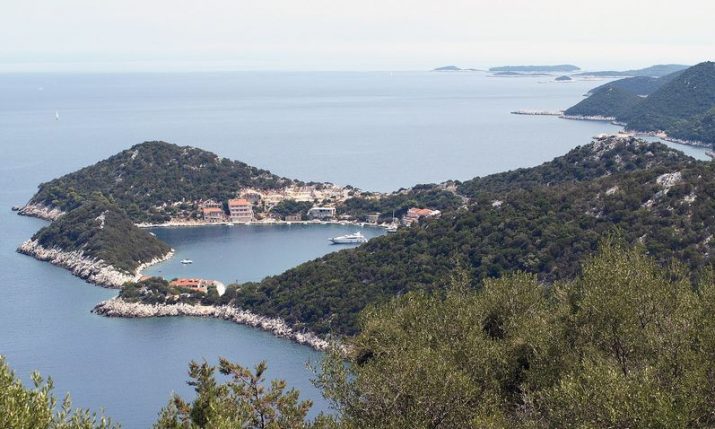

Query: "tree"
left=154, top=358, right=334, bottom=429
left=0, top=356, right=116, bottom=429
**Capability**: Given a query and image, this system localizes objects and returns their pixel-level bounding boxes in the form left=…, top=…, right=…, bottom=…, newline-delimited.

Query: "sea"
left=0, top=71, right=709, bottom=428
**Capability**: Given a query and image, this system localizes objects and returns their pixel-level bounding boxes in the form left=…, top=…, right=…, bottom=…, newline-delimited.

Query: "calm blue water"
left=0, top=71, right=709, bottom=428
left=145, top=224, right=385, bottom=284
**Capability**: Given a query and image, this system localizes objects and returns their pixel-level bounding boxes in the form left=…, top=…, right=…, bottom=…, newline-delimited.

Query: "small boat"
left=330, top=232, right=368, bottom=244
left=227, top=222, right=234, bottom=226
left=386, top=224, right=398, bottom=233
left=55, top=111, right=60, bottom=120
left=180, top=259, right=193, bottom=264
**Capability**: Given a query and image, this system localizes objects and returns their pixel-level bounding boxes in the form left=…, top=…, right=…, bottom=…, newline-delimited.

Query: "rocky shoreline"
left=18, top=203, right=65, bottom=221
left=92, top=298, right=331, bottom=351
left=17, top=239, right=174, bottom=288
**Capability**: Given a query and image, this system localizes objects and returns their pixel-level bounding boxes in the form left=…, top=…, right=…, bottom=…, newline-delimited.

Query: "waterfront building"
left=285, top=213, right=302, bottom=222
left=228, top=198, right=254, bottom=223
left=307, top=206, right=336, bottom=220
left=169, top=278, right=213, bottom=293
left=202, top=207, right=225, bottom=223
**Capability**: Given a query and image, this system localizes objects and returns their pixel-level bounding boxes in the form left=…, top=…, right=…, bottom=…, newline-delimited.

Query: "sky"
left=2, top=0, right=714, bottom=72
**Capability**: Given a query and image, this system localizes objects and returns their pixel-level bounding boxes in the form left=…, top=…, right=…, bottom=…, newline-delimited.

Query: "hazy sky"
left=2, top=0, right=713, bottom=72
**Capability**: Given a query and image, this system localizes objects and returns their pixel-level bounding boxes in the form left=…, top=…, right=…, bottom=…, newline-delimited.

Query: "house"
left=285, top=213, right=302, bottom=222
left=402, top=208, right=441, bottom=226
left=169, top=278, right=214, bottom=293
left=307, top=206, right=336, bottom=220
left=228, top=198, right=254, bottom=223
left=366, top=212, right=380, bottom=223
left=201, top=200, right=222, bottom=209
left=202, top=207, right=225, bottom=223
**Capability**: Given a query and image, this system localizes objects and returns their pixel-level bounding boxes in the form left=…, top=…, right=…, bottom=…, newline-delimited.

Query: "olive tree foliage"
left=0, top=356, right=116, bottom=429
left=317, top=242, right=715, bottom=428
left=154, top=358, right=335, bottom=429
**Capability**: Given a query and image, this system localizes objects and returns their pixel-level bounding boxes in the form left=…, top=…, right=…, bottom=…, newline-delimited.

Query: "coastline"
left=17, top=239, right=174, bottom=288
left=92, top=298, right=331, bottom=351
left=18, top=202, right=65, bottom=221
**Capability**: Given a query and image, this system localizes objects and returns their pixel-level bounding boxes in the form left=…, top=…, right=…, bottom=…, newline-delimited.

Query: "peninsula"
left=563, top=62, right=715, bottom=148
left=94, top=135, right=715, bottom=344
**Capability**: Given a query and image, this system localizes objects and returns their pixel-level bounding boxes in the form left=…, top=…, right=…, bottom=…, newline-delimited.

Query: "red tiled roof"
left=228, top=198, right=250, bottom=206
left=202, top=207, right=224, bottom=214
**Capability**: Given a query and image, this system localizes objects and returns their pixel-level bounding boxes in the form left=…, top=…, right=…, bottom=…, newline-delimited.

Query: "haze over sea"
left=0, top=71, right=708, bottom=428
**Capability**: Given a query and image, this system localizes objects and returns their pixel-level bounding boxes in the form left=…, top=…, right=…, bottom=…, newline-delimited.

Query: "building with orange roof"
left=228, top=198, right=254, bottom=223
left=202, top=207, right=226, bottom=223
left=402, top=207, right=441, bottom=226
left=169, top=278, right=213, bottom=293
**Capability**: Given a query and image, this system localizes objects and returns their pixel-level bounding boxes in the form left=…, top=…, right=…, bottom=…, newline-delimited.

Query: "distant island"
left=489, top=64, right=580, bottom=72
left=564, top=61, right=715, bottom=147
left=576, top=64, right=689, bottom=78
left=555, top=75, right=572, bottom=81
left=432, top=65, right=480, bottom=72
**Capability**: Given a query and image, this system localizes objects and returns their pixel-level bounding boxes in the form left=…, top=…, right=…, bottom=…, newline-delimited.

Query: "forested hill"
left=457, top=136, right=687, bottom=196
left=26, top=141, right=299, bottom=223
left=563, top=86, right=643, bottom=119
left=28, top=197, right=171, bottom=274
left=564, top=61, right=715, bottom=146
left=586, top=71, right=684, bottom=96
left=230, top=137, right=714, bottom=336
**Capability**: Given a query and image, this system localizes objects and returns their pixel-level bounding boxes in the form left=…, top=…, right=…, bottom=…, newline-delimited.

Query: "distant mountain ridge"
left=577, top=64, right=689, bottom=78
left=489, top=65, right=580, bottom=72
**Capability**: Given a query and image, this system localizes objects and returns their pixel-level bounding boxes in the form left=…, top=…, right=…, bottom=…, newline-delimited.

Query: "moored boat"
left=330, top=232, right=368, bottom=244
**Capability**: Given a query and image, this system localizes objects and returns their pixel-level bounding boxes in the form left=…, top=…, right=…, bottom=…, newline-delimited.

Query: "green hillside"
left=563, top=86, right=643, bottom=118
left=30, top=197, right=171, bottom=273
left=566, top=61, right=715, bottom=146
left=229, top=141, right=711, bottom=336
left=587, top=71, right=683, bottom=96
left=28, top=141, right=298, bottom=223
left=121, top=137, right=714, bottom=337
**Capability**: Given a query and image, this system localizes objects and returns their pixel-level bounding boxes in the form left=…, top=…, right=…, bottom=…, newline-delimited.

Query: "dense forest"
left=565, top=61, right=715, bottom=146
left=123, top=137, right=715, bottom=337
left=28, top=141, right=301, bottom=223
left=29, top=196, right=171, bottom=273
left=586, top=71, right=684, bottom=96
left=11, top=244, right=715, bottom=428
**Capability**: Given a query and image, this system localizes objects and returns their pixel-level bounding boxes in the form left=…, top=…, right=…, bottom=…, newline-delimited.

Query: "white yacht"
left=180, top=259, right=193, bottom=264
left=330, top=231, right=368, bottom=244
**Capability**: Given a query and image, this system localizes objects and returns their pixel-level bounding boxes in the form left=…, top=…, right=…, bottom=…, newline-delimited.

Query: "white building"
left=307, top=206, right=336, bottom=220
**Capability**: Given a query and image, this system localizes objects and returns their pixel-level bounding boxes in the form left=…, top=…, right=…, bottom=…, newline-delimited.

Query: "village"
left=146, top=184, right=443, bottom=295
left=146, top=183, right=442, bottom=230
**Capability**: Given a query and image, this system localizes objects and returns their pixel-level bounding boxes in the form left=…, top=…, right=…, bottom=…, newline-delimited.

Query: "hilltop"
left=586, top=71, right=684, bottom=96
left=18, top=197, right=172, bottom=287
left=565, top=62, right=715, bottom=146
left=22, top=141, right=299, bottom=223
